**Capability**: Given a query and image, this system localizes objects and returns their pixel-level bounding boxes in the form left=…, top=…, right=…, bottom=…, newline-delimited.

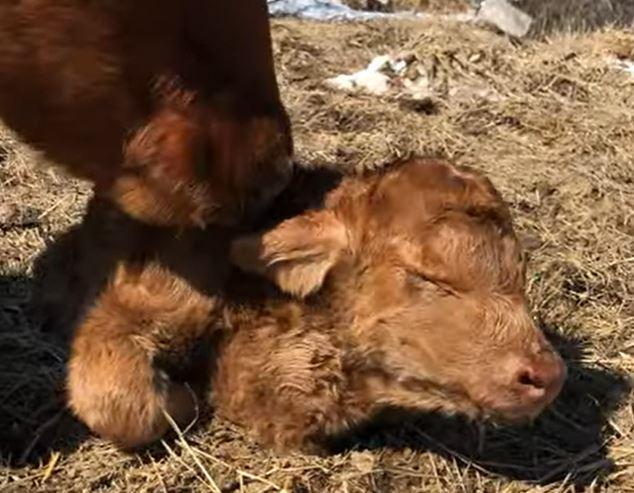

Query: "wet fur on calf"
left=32, top=197, right=234, bottom=449
left=37, top=158, right=566, bottom=452
left=214, top=158, right=566, bottom=452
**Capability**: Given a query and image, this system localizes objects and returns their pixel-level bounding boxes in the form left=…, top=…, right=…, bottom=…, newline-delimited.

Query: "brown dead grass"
left=1, top=16, right=633, bottom=493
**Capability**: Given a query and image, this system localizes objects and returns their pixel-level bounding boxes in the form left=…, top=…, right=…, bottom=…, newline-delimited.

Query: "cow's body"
left=0, top=0, right=292, bottom=226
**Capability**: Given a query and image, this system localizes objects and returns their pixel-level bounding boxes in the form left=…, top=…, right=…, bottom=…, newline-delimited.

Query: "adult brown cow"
left=0, top=0, right=292, bottom=227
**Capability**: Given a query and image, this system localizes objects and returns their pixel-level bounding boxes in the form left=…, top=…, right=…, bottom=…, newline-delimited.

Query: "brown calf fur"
left=36, top=158, right=566, bottom=452
left=0, top=0, right=292, bottom=227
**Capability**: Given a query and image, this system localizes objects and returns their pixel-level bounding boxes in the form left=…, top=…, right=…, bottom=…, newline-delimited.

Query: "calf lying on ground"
left=0, top=0, right=292, bottom=227
left=40, top=158, right=566, bottom=451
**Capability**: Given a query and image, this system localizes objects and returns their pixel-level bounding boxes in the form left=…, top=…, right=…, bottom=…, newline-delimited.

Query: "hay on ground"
left=0, top=14, right=633, bottom=493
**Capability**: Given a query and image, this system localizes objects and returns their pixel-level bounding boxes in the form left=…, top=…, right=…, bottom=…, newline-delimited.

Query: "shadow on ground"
left=516, top=0, right=634, bottom=37
left=0, top=274, right=88, bottom=466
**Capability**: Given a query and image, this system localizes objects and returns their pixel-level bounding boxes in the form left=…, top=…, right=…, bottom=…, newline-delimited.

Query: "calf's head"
left=232, top=158, right=566, bottom=423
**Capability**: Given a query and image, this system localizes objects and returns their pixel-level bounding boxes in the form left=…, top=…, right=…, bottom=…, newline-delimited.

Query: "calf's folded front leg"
left=68, top=262, right=218, bottom=449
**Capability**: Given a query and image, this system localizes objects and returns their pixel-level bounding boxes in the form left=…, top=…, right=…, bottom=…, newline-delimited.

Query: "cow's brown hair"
left=0, top=0, right=292, bottom=226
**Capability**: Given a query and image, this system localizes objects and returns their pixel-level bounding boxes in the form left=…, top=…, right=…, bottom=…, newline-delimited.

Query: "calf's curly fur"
left=35, top=158, right=566, bottom=451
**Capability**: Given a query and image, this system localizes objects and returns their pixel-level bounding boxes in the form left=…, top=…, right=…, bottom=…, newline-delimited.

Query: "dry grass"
left=1, top=14, right=633, bottom=493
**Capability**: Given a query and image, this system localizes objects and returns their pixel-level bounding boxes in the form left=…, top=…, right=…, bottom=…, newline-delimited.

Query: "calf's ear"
left=230, top=210, right=349, bottom=298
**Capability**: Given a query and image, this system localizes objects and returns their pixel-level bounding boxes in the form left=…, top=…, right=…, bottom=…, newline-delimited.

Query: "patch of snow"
left=267, top=0, right=420, bottom=21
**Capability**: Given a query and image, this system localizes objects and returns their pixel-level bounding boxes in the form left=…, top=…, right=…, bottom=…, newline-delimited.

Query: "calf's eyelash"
left=404, top=270, right=455, bottom=297
left=404, top=270, right=434, bottom=288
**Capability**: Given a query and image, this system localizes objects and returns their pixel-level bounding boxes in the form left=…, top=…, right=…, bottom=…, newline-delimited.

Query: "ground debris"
left=475, top=0, right=533, bottom=37
left=1, top=11, right=633, bottom=493
left=325, top=53, right=431, bottom=100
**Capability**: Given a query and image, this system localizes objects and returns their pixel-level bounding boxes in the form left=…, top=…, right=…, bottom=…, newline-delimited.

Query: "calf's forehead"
left=430, top=219, right=523, bottom=291
left=359, top=208, right=524, bottom=293
left=358, top=160, right=499, bottom=227
left=322, top=159, right=522, bottom=291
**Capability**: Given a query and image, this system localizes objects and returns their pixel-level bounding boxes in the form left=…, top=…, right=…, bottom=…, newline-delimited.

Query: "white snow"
left=267, top=0, right=419, bottom=21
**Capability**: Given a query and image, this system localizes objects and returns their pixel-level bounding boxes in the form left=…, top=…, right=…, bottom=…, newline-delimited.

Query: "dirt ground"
left=1, top=11, right=633, bottom=493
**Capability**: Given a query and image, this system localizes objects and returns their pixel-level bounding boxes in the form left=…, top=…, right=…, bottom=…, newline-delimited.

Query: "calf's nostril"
left=517, top=369, right=545, bottom=390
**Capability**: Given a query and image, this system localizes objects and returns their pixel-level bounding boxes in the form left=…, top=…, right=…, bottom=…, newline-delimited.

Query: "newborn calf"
left=216, top=157, right=567, bottom=451
left=0, top=0, right=292, bottom=226
left=56, top=158, right=566, bottom=451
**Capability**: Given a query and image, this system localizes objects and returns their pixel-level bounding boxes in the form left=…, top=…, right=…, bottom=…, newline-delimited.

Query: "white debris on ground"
left=324, top=54, right=431, bottom=99
left=611, top=57, right=634, bottom=78
left=267, top=0, right=419, bottom=21
left=475, top=0, right=533, bottom=37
